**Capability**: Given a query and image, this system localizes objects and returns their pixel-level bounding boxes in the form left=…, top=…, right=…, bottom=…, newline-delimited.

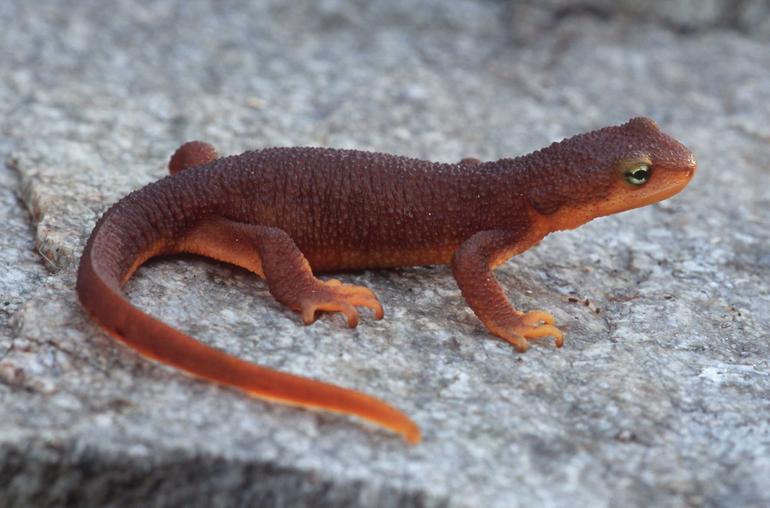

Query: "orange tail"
left=76, top=197, right=420, bottom=444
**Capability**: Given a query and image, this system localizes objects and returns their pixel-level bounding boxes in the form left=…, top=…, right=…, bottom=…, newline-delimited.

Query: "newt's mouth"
left=624, top=157, right=696, bottom=211
left=652, top=155, right=696, bottom=199
left=570, top=155, right=697, bottom=226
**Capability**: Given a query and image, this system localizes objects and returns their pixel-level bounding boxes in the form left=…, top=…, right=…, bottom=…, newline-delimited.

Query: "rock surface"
left=1, top=1, right=769, bottom=506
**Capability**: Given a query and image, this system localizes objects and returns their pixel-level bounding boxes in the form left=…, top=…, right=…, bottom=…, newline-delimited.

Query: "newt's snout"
left=658, top=131, right=697, bottom=192
left=684, top=153, right=697, bottom=179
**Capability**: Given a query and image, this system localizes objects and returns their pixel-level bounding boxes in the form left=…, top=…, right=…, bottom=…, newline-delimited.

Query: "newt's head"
left=527, top=117, right=696, bottom=229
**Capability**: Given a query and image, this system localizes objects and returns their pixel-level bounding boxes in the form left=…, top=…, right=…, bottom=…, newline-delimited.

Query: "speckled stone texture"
left=1, top=1, right=769, bottom=507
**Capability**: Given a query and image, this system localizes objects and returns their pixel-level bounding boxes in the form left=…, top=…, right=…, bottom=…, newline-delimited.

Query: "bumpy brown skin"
left=76, top=117, right=696, bottom=444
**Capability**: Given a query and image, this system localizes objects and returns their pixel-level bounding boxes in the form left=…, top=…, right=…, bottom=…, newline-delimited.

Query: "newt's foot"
left=300, top=279, right=384, bottom=328
left=494, top=310, right=564, bottom=353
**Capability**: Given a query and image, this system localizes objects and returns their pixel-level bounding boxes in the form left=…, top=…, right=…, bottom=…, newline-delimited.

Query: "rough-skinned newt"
left=76, top=117, right=696, bottom=444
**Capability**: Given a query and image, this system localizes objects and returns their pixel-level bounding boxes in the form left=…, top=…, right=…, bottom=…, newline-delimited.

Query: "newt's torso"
left=176, top=147, right=533, bottom=270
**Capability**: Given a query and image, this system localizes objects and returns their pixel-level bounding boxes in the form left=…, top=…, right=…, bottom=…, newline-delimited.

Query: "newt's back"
left=204, top=147, right=526, bottom=270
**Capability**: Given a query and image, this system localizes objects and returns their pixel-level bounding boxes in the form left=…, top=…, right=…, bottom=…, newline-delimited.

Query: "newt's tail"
left=76, top=177, right=421, bottom=444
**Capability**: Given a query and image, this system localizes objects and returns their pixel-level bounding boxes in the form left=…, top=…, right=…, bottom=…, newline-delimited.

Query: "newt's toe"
left=519, top=310, right=556, bottom=326
left=519, top=323, right=564, bottom=348
left=299, top=280, right=383, bottom=326
left=494, top=310, right=565, bottom=351
left=302, top=301, right=359, bottom=327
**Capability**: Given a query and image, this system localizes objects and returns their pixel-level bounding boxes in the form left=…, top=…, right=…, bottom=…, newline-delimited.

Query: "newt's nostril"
left=687, top=154, right=697, bottom=174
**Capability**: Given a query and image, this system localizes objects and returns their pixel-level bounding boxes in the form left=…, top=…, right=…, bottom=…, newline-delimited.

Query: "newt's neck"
left=475, top=157, right=596, bottom=244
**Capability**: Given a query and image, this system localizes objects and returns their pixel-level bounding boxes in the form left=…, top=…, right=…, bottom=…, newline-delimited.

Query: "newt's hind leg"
left=451, top=230, right=564, bottom=352
left=168, top=141, right=219, bottom=174
left=178, top=217, right=383, bottom=327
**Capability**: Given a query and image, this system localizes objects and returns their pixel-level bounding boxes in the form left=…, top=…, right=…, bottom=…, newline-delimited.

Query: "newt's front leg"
left=451, top=230, right=564, bottom=352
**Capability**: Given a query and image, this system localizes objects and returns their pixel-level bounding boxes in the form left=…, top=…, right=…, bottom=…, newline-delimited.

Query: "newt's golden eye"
left=624, top=164, right=651, bottom=186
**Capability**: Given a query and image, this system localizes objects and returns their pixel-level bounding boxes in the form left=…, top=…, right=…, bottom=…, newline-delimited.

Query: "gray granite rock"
left=0, top=132, right=50, bottom=378
left=1, top=1, right=769, bottom=506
